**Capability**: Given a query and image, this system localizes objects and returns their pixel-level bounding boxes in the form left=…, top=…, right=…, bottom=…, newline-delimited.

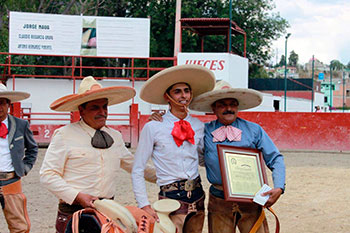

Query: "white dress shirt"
left=132, top=111, right=204, bottom=208
left=40, top=120, right=156, bottom=205
left=0, top=117, right=14, bottom=172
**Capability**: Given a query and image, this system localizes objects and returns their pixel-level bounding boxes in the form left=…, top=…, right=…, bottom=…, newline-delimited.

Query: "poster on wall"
left=9, top=11, right=150, bottom=57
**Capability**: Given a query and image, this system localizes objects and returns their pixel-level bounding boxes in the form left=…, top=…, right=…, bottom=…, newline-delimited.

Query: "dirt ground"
left=1, top=149, right=350, bottom=233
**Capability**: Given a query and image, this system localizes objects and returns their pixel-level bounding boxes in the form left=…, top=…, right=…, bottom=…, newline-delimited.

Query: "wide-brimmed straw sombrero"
left=0, top=83, right=30, bottom=102
left=50, top=76, right=136, bottom=112
left=140, top=64, right=216, bottom=105
left=190, top=80, right=263, bottom=112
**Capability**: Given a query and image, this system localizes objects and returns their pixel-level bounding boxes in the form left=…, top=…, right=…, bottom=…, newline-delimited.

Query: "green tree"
left=127, top=0, right=288, bottom=76
left=249, top=63, right=272, bottom=79
left=330, top=60, right=344, bottom=71
left=288, top=50, right=298, bottom=67
left=278, top=54, right=286, bottom=67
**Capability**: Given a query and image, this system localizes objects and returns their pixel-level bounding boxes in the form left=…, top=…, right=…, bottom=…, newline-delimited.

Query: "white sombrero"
left=189, top=80, right=263, bottom=112
left=140, top=64, right=216, bottom=105
left=50, top=76, right=136, bottom=112
left=152, top=199, right=180, bottom=233
left=0, top=83, right=30, bottom=102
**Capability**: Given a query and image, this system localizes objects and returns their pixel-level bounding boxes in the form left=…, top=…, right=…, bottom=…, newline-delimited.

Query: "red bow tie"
left=0, top=122, right=8, bottom=139
left=171, top=120, right=195, bottom=147
left=211, top=125, right=242, bottom=142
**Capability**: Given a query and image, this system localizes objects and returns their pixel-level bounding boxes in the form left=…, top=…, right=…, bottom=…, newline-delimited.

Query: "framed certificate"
left=217, top=145, right=268, bottom=202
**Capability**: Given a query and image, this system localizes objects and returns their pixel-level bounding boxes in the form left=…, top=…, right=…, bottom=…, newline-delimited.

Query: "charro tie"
left=211, top=125, right=242, bottom=142
left=171, top=120, right=195, bottom=147
left=0, top=122, right=8, bottom=139
left=91, top=129, right=114, bottom=149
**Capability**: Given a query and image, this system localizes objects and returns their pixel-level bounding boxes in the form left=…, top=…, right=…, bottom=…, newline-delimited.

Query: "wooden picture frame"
left=216, top=144, right=268, bottom=202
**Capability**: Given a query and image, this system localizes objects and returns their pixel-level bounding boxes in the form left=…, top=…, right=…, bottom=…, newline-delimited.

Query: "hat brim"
left=0, top=92, right=30, bottom=103
left=50, top=86, right=136, bottom=112
left=140, top=65, right=216, bottom=105
left=189, top=88, right=263, bottom=112
left=152, top=199, right=181, bottom=213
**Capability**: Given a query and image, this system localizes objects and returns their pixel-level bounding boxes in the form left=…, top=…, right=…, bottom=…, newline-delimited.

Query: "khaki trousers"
left=0, top=180, right=30, bottom=233
left=208, top=192, right=269, bottom=233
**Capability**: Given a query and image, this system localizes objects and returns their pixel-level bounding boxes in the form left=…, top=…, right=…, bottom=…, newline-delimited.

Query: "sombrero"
left=152, top=199, right=180, bottom=233
left=189, top=80, right=263, bottom=112
left=50, top=76, right=136, bottom=112
left=140, top=64, right=216, bottom=105
left=0, top=83, right=30, bottom=102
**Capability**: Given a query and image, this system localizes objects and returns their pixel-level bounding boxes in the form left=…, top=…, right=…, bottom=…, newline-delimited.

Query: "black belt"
left=160, top=176, right=201, bottom=192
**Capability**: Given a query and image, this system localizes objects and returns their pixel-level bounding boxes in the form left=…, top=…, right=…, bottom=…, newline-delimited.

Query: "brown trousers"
left=170, top=210, right=205, bottom=233
left=208, top=193, right=269, bottom=233
left=55, top=203, right=84, bottom=233
left=0, top=180, right=30, bottom=233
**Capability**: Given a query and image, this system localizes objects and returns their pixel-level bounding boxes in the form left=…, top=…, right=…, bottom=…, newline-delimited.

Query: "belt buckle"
left=0, top=173, right=7, bottom=179
left=184, top=180, right=195, bottom=191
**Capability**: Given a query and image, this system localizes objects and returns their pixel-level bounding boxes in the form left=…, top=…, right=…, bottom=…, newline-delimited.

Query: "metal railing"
left=1, top=52, right=176, bottom=89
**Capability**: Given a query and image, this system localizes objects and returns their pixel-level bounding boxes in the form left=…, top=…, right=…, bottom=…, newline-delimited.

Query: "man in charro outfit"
left=40, top=76, right=156, bottom=233
left=132, top=65, right=215, bottom=233
left=0, top=83, right=38, bottom=233
left=189, top=81, right=286, bottom=233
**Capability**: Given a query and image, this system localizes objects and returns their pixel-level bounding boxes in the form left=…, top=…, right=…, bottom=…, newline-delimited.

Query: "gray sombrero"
left=189, top=80, right=263, bottom=112
left=140, top=64, right=216, bottom=105
left=50, top=76, right=136, bottom=112
left=0, top=83, right=30, bottom=102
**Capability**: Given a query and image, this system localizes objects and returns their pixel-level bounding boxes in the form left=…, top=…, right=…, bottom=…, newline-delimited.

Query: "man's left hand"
left=148, top=112, right=163, bottom=122
left=261, top=188, right=282, bottom=208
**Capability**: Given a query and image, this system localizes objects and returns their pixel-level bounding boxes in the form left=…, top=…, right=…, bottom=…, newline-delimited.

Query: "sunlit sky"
left=271, top=0, right=350, bottom=66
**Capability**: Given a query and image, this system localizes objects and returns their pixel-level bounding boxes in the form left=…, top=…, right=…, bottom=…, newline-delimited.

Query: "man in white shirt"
left=0, top=84, right=38, bottom=233
left=132, top=65, right=215, bottom=233
left=40, top=76, right=156, bottom=233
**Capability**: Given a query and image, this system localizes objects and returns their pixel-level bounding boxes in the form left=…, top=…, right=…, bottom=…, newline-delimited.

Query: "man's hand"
left=142, top=205, right=159, bottom=222
left=148, top=112, right=164, bottom=122
left=262, top=188, right=282, bottom=208
left=74, top=192, right=99, bottom=208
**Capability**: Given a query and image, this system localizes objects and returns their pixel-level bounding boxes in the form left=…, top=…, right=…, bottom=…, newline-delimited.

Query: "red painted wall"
left=31, top=111, right=350, bottom=152
left=139, top=112, right=350, bottom=152
left=236, top=112, right=350, bottom=152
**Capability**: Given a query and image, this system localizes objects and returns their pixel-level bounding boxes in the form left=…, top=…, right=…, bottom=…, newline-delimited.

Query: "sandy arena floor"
left=1, top=149, right=350, bottom=233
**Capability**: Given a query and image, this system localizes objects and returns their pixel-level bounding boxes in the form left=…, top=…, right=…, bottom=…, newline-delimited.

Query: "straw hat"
left=50, top=76, right=136, bottom=112
left=0, top=83, right=30, bottom=102
left=140, top=64, right=216, bottom=105
left=189, top=80, right=263, bottom=112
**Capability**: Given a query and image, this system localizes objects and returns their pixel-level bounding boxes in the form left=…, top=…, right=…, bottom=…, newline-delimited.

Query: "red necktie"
left=171, top=120, right=195, bottom=147
left=0, top=122, right=8, bottom=139
left=211, top=125, right=242, bottom=142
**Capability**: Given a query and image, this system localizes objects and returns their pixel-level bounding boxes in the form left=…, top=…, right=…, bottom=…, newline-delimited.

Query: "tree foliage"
left=278, top=54, right=285, bottom=67
left=330, top=60, right=344, bottom=71
left=288, top=50, right=298, bottom=67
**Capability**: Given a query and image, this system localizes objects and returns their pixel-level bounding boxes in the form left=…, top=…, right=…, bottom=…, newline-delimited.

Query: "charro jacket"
left=7, top=114, right=38, bottom=177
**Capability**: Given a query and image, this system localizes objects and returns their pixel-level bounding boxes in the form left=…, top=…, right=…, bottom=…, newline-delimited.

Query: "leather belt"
left=160, top=176, right=201, bottom=192
left=212, top=184, right=224, bottom=191
left=0, top=172, right=16, bottom=181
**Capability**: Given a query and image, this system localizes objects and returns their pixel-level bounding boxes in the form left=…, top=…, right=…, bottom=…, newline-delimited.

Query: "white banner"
left=9, top=12, right=150, bottom=57
left=177, top=53, right=248, bottom=88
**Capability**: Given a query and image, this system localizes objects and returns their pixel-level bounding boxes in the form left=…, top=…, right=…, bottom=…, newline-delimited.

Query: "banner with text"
left=9, top=11, right=150, bottom=57
left=177, top=53, right=248, bottom=88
